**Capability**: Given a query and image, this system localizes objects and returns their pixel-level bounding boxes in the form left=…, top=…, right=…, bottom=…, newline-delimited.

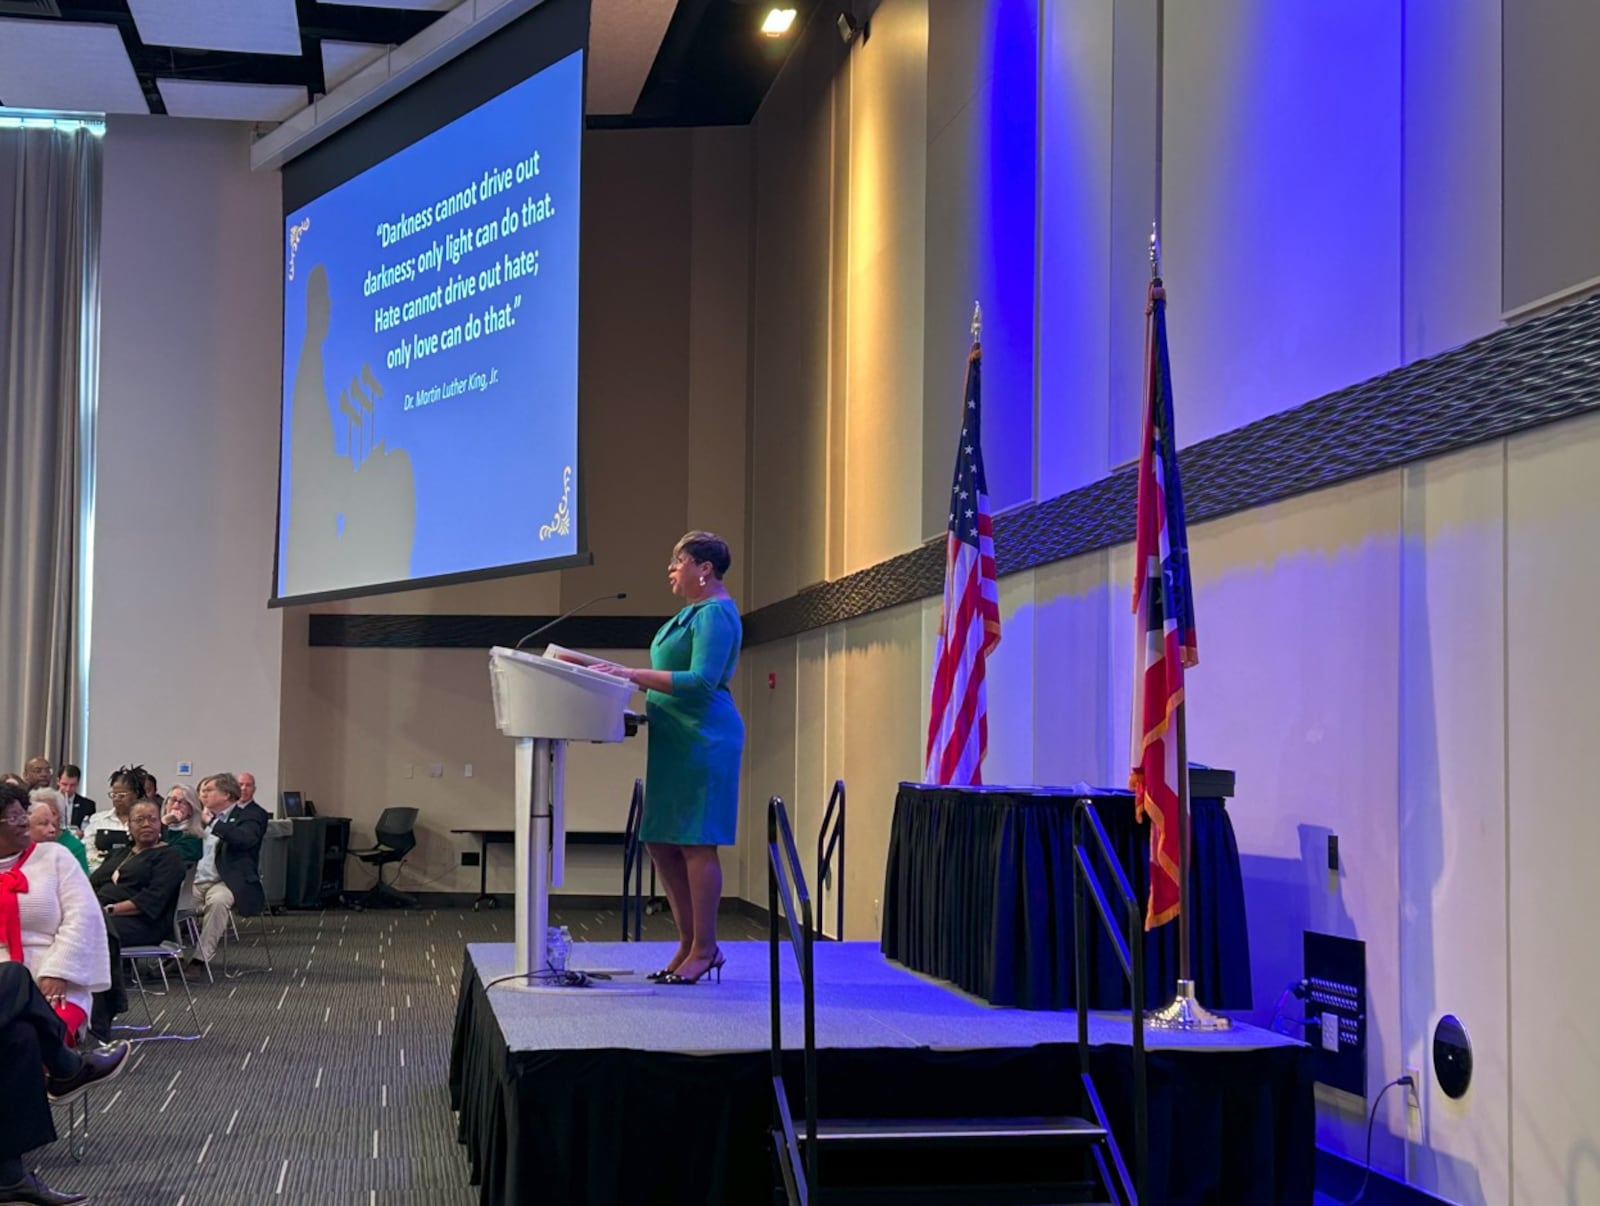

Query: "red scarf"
left=0, top=843, right=36, bottom=962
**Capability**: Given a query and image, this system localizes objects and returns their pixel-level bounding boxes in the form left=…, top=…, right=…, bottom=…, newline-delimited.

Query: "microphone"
left=513, top=592, right=627, bottom=650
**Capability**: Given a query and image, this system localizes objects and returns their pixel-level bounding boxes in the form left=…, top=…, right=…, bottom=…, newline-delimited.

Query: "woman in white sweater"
left=0, top=781, right=129, bottom=1206
left=0, top=784, right=110, bottom=1035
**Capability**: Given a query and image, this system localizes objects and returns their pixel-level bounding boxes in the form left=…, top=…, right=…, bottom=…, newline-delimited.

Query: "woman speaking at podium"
left=601, top=532, right=743, bottom=986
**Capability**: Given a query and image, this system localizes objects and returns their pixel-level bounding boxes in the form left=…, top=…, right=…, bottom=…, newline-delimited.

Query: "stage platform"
left=449, top=940, right=1314, bottom=1205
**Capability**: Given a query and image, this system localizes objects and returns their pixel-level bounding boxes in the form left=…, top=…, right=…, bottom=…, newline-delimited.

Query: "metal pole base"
left=1145, top=978, right=1232, bottom=1031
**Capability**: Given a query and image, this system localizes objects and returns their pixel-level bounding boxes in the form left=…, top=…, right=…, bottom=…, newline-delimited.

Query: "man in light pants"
left=189, top=772, right=268, bottom=966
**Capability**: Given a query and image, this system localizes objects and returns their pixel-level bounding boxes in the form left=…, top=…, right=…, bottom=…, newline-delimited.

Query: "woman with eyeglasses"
left=81, top=766, right=144, bottom=852
left=160, top=786, right=205, bottom=864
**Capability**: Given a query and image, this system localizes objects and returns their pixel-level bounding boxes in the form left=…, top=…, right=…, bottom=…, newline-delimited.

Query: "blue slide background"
left=278, top=49, right=583, bottom=598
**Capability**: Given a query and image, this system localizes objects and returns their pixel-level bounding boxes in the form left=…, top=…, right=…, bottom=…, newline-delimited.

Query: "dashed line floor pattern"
left=28, top=903, right=756, bottom=1205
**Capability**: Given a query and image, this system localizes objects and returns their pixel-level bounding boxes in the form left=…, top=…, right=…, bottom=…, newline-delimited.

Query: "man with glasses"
left=190, top=772, right=268, bottom=967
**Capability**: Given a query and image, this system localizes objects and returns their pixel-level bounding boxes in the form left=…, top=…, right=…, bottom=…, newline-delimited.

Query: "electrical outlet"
left=1404, top=1066, right=1421, bottom=1109
left=429, top=763, right=444, bottom=778
left=463, top=763, right=474, bottom=779
left=873, top=897, right=882, bottom=929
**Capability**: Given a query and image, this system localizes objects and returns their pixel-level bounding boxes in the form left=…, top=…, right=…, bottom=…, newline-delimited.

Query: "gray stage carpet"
left=474, top=938, right=1298, bottom=1057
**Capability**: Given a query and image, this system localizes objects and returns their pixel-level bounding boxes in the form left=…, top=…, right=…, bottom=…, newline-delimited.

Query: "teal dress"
left=640, top=596, right=744, bottom=846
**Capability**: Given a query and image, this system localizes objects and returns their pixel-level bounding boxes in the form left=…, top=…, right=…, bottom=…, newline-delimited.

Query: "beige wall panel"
left=749, top=25, right=844, bottom=606
left=310, top=572, right=562, bottom=616
left=845, top=0, right=928, bottom=572
left=687, top=126, right=754, bottom=600
left=298, top=645, right=647, bottom=898
left=740, top=638, right=800, bottom=898
left=1105, top=0, right=1159, bottom=464
left=982, top=572, right=1037, bottom=787
left=1506, top=412, right=1600, bottom=1206
left=1401, top=0, right=1502, bottom=361
left=1154, top=473, right=1405, bottom=1165
left=568, top=129, right=693, bottom=609
left=91, top=116, right=284, bottom=809
left=1038, top=0, right=1115, bottom=498
left=1161, top=2, right=1402, bottom=447
left=1399, top=445, right=1508, bottom=1206
left=1503, top=0, right=1600, bottom=312
left=842, top=602, right=926, bottom=939
left=922, top=3, right=1037, bottom=529
left=1033, top=549, right=1115, bottom=788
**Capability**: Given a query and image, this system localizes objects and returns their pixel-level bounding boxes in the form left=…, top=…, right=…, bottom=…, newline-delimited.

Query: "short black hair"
left=62, top=763, right=82, bottom=779
left=0, top=780, right=28, bottom=817
left=674, top=531, right=732, bottom=579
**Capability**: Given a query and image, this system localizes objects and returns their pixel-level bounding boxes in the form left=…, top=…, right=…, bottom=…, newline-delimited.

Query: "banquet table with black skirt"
left=880, top=773, right=1252, bottom=1011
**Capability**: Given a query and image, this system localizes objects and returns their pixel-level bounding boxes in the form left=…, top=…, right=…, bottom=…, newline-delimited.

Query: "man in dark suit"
left=190, top=772, right=268, bottom=965
left=57, top=764, right=96, bottom=829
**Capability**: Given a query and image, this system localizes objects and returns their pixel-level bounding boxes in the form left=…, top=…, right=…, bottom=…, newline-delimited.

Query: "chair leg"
left=168, top=954, right=203, bottom=1040
left=61, top=1092, right=88, bottom=1161
left=114, top=959, right=154, bottom=1035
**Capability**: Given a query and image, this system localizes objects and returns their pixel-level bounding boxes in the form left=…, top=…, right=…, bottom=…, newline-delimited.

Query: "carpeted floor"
left=27, top=903, right=746, bottom=1206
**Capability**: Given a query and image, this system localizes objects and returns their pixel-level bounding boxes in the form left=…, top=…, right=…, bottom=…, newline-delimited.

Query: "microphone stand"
left=513, top=592, right=628, bottom=651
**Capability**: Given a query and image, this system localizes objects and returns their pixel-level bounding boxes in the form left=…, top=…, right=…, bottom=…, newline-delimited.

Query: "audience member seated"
left=21, top=757, right=53, bottom=792
left=190, top=772, right=268, bottom=968
left=236, top=771, right=259, bottom=810
left=0, top=783, right=111, bottom=1033
left=0, top=773, right=25, bottom=790
left=89, top=802, right=187, bottom=1038
left=160, top=787, right=205, bottom=864
left=140, top=771, right=160, bottom=806
left=27, top=800, right=89, bottom=876
left=81, top=766, right=143, bottom=863
left=57, top=765, right=96, bottom=830
left=0, top=963, right=129, bottom=1206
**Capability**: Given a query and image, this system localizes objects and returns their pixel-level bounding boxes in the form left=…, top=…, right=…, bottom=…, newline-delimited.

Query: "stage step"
left=800, top=1183, right=1113, bottom=1202
left=776, top=1121, right=1111, bottom=1205
left=802, top=1115, right=1105, bottom=1146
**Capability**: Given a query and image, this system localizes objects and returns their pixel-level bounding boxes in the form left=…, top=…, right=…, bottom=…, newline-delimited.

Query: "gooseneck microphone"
left=513, top=591, right=627, bottom=650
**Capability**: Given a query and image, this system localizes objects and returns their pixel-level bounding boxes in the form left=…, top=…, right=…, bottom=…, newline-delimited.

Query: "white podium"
left=488, top=646, right=634, bottom=980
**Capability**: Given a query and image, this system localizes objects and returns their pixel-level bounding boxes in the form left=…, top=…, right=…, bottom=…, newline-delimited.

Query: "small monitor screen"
left=281, top=790, right=305, bottom=819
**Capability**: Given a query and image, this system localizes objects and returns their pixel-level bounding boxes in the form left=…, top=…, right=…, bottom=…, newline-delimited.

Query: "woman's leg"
left=676, top=845, right=722, bottom=977
left=646, top=842, right=694, bottom=970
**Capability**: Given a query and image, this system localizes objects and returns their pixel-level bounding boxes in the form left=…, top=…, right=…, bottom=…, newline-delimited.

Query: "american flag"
left=1130, top=278, right=1197, bottom=930
left=925, top=341, right=1001, bottom=786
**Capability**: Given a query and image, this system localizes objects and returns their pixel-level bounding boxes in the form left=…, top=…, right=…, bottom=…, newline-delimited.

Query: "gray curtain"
left=0, top=124, right=102, bottom=774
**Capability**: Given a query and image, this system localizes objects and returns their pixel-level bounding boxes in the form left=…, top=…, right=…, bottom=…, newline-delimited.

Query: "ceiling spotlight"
left=761, top=7, right=797, bottom=37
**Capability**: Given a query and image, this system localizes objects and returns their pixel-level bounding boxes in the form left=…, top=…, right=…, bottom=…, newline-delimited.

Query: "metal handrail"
left=768, top=796, right=817, bottom=1201
left=1072, top=798, right=1148, bottom=1206
left=816, top=779, right=845, bottom=939
left=620, top=779, right=645, bottom=941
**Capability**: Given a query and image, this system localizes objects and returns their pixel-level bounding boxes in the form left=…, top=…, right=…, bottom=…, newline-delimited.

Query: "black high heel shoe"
left=661, top=949, right=725, bottom=986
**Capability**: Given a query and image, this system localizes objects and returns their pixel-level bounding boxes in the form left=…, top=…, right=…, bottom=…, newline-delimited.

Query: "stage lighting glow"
left=761, top=7, right=797, bottom=36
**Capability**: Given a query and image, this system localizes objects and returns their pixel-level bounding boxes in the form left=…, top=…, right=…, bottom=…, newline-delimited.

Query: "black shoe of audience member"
left=0, top=1169, right=89, bottom=1205
left=45, top=1040, right=132, bottom=1106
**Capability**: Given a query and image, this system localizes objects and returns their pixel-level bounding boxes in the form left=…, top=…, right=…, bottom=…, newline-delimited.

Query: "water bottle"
left=546, top=925, right=570, bottom=973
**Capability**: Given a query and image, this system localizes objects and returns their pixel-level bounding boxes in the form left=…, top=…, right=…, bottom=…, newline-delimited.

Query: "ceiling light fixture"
left=761, top=7, right=797, bottom=37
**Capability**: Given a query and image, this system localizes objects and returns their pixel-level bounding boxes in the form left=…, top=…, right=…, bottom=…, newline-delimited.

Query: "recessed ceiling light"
left=761, top=7, right=797, bottom=37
